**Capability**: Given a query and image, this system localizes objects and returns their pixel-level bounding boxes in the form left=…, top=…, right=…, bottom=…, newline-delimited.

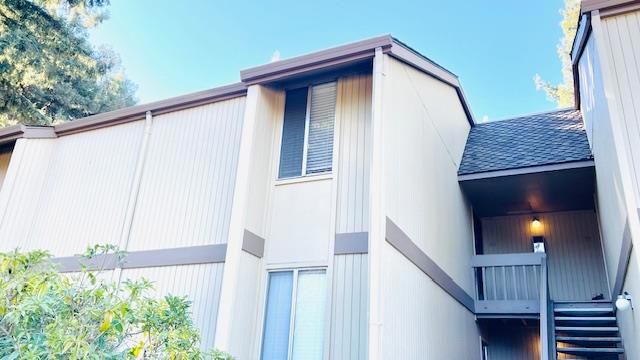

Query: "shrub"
left=0, top=245, right=233, bottom=360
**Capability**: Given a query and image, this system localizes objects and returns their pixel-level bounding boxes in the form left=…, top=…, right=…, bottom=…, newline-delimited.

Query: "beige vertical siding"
left=481, top=211, right=609, bottom=301
left=0, top=149, right=12, bottom=189
left=601, top=12, right=640, bottom=203
left=127, top=98, right=245, bottom=250
left=0, top=121, right=144, bottom=255
left=382, top=56, right=474, bottom=293
left=335, top=74, right=372, bottom=233
left=120, top=263, right=224, bottom=349
left=381, top=242, right=480, bottom=359
left=330, top=254, right=368, bottom=360
left=578, top=35, right=628, bottom=286
left=0, top=139, right=56, bottom=247
left=379, top=56, right=479, bottom=359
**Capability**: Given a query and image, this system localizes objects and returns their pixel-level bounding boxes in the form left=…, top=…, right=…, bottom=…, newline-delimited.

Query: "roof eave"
left=55, top=82, right=247, bottom=135
left=0, top=83, right=247, bottom=144
left=3, top=35, right=474, bottom=137
left=241, top=35, right=475, bottom=125
left=581, top=0, right=640, bottom=14
left=457, top=160, right=595, bottom=181
left=0, top=125, right=57, bottom=146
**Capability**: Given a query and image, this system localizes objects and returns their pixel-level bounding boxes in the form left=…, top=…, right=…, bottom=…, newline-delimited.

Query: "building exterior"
left=1, top=1, right=640, bottom=358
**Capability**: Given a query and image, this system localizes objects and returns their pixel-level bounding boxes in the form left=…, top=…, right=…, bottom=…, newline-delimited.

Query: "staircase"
left=553, top=301, right=625, bottom=359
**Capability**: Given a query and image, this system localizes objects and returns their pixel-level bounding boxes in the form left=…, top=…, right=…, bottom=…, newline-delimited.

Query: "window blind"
left=291, top=270, right=327, bottom=360
left=278, top=88, right=308, bottom=178
left=261, top=271, right=294, bottom=360
left=305, top=82, right=337, bottom=174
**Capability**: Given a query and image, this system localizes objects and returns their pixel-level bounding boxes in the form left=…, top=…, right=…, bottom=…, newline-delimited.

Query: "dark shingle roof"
left=458, top=109, right=592, bottom=175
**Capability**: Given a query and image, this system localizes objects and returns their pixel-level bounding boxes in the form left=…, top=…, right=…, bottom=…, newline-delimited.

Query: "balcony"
left=472, top=252, right=548, bottom=316
left=472, top=252, right=555, bottom=359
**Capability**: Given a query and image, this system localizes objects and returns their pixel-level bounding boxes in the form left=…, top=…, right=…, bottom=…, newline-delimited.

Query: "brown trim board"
left=242, top=229, right=265, bottom=258
left=53, top=244, right=227, bottom=273
left=385, top=217, right=475, bottom=312
left=334, top=232, right=369, bottom=254
left=582, top=0, right=640, bottom=13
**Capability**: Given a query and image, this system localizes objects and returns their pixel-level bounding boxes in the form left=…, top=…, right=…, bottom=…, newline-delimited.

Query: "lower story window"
left=261, top=269, right=327, bottom=360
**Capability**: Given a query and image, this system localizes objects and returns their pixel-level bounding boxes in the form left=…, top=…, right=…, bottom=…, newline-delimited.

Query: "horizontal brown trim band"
left=334, top=232, right=369, bottom=254
left=53, top=244, right=227, bottom=273
left=475, top=300, right=540, bottom=315
left=385, top=217, right=475, bottom=312
left=613, top=217, right=634, bottom=296
left=457, top=160, right=595, bottom=181
left=242, top=229, right=265, bottom=258
left=471, top=253, right=545, bottom=267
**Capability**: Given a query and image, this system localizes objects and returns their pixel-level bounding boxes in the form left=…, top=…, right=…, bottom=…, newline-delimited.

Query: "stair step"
left=556, top=347, right=624, bottom=355
left=556, top=336, right=622, bottom=346
left=555, top=326, right=619, bottom=335
left=554, top=307, right=615, bottom=316
left=554, top=316, right=617, bottom=325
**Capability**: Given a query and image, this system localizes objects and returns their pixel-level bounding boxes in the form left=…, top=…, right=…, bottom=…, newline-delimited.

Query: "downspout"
left=368, top=47, right=386, bottom=360
left=114, top=111, right=153, bottom=284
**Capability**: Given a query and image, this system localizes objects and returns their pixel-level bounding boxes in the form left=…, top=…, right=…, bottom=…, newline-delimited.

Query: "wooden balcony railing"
left=472, top=252, right=554, bottom=360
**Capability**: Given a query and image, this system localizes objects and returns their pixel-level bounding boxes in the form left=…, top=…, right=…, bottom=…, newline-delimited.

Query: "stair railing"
left=471, top=253, right=553, bottom=359
left=472, top=252, right=546, bottom=314
left=540, top=255, right=554, bottom=360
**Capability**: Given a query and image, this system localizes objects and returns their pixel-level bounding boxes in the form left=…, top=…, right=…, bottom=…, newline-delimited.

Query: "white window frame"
left=277, top=82, right=336, bottom=181
left=260, top=267, right=328, bottom=360
left=300, top=87, right=313, bottom=177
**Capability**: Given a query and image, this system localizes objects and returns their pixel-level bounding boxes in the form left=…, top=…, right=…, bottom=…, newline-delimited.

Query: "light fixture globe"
left=616, top=294, right=632, bottom=311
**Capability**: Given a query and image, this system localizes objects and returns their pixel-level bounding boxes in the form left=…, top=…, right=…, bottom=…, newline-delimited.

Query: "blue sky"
left=90, top=0, right=566, bottom=121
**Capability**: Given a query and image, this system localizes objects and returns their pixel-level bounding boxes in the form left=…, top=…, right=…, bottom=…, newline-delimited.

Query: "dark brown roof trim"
left=0, top=35, right=474, bottom=138
left=0, top=83, right=247, bottom=143
left=0, top=125, right=57, bottom=146
left=55, top=82, right=247, bottom=135
left=582, top=0, right=640, bottom=13
left=240, top=35, right=393, bottom=84
left=241, top=35, right=475, bottom=125
left=571, top=13, right=592, bottom=109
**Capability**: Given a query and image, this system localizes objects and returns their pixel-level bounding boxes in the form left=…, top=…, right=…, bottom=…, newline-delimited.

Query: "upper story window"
left=278, top=82, right=337, bottom=179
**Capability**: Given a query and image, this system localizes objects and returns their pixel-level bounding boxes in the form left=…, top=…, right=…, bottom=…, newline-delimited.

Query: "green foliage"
left=534, top=0, right=580, bottom=108
left=0, top=246, right=234, bottom=360
left=0, top=0, right=136, bottom=127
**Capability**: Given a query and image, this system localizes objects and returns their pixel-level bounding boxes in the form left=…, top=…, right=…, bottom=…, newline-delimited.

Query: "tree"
left=0, top=245, right=234, bottom=359
left=534, top=0, right=581, bottom=108
left=0, top=0, right=137, bottom=127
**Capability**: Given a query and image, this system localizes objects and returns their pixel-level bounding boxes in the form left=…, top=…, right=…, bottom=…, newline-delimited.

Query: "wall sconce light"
left=531, top=217, right=545, bottom=253
left=531, top=217, right=544, bottom=236
left=616, top=292, right=633, bottom=311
